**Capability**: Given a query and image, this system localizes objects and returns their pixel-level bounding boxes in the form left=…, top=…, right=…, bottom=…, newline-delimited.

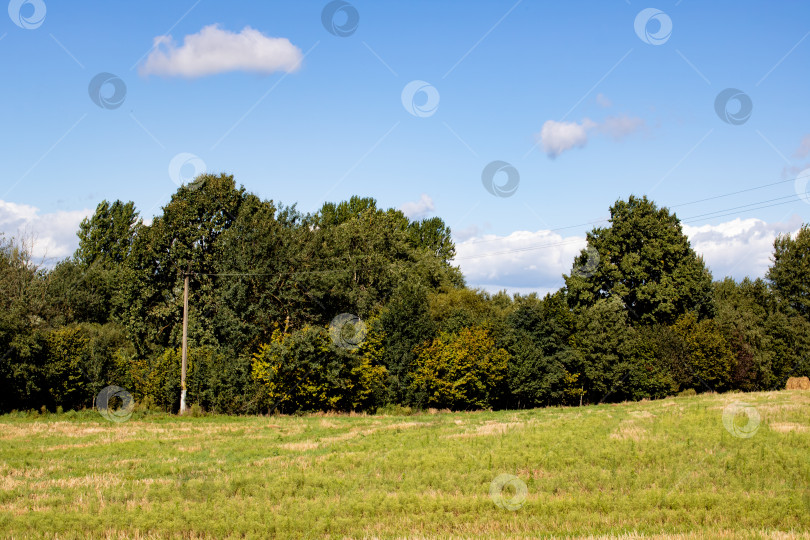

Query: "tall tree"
left=407, top=216, right=456, bottom=266
left=565, top=195, right=714, bottom=325
left=767, top=224, right=810, bottom=320
left=120, top=174, right=245, bottom=351
left=75, top=200, right=141, bottom=267
left=504, top=292, right=578, bottom=408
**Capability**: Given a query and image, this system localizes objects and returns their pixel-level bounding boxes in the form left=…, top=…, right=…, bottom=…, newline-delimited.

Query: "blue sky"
left=1, top=0, right=809, bottom=293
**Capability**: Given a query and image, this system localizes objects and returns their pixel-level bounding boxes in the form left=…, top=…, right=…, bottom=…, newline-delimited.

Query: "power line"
left=680, top=194, right=798, bottom=221
left=455, top=173, right=805, bottom=249
left=454, top=188, right=807, bottom=261
left=681, top=197, right=802, bottom=224
left=669, top=176, right=799, bottom=209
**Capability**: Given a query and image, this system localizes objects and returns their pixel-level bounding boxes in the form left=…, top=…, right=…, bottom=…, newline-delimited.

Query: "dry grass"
left=280, top=440, right=319, bottom=451
left=787, top=377, right=810, bottom=390
left=770, top=422, right=808, bottom=433
left=445, top=420, right=524, bottom=438
left=609, top=421, right=647, bottom=441
left=1, top=390, right=808, bottom=538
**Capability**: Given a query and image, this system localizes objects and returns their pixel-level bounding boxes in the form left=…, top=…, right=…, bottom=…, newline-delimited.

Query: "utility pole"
left=180, top=270, right=189, bottom=414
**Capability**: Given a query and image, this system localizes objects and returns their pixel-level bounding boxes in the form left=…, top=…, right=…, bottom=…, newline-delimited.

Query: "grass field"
left=1, top=391, right=809, bottom=539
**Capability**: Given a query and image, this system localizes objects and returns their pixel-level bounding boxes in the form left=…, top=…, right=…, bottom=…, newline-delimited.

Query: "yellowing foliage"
left=252, top=323, right=387, bottom=413
left=410, top=326, right=508, bottom=410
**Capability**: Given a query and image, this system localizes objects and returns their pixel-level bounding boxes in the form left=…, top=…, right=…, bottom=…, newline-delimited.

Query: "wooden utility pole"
left=180, top=272, right=189, bottom=414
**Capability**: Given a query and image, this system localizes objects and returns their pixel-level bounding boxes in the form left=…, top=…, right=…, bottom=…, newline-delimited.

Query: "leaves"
left=410, top=327, right=509, bottom=410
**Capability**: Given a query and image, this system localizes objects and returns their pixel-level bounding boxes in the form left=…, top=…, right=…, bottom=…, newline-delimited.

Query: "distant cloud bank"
left=139, top=25, right=303, bottom=78
left=455, top=216, right=802, bottom=295
left=0, top=200, right=91, bottom=261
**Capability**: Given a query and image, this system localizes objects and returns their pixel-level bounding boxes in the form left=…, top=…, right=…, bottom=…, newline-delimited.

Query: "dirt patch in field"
left=0, top=476, right=20, bottom=491
left=385, top=421, right=421, bottom=431
left=316, top=421, right=422, bottom=445
left=446, top=421, right=524, bottom=439
left=281, top=441, right=319, bottom=451
left=756, top=402, right=804, bottom=415
left=251, top=455, right=285, bottom=467
left=770, top=422, right=808, bottom=433
left=610, top=421, right=647, bottom=441
left=176, top=445, right=202, bottom=452
left=0, top=422, right=120, bottom=440
left=320, top=431, right=363, bottom=445
left=0, top=465, right=61, bottom=483
left=29, top=472, right=126, bottom=490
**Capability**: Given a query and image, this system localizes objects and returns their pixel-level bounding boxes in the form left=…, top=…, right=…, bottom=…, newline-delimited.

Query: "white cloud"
left=453, top=229, right=587, bottom=293
left=537, top=119, right=595, bottom=158
left=399, top=194, right=435, bottom=220
left=536, top=115, right=644, bottom=158
left=0, top=200, right=90, bottom=262
left=139, top=25, right=303, bottom=78
left=683, top=216, right=802, bottom=281
left=596, top=93, right=612, bottom=108
left=794, top=134, right=810, bottom=159
left=452, top=216, right=803, bottom=296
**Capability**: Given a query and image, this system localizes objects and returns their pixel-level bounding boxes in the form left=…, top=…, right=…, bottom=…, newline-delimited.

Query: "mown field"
left=1, top=391, right=809, bottom=539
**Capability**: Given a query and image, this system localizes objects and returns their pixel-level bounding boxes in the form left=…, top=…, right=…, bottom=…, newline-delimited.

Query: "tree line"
left=1, top=174, right=808, bottom=414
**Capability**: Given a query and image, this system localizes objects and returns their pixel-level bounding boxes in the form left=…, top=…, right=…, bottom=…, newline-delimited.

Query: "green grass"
left=1, top=391, right=809, bottom=539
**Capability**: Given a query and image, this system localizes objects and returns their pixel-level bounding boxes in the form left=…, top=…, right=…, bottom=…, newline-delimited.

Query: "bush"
left=409, top=326, right=509, bottom=410
left=375, top=404, right=414, bottom=416
left=672, top=313, right=734, bottom=392
left=189, top=403, right=205, bottom=417
left=252, top=324, right=388, bottom=413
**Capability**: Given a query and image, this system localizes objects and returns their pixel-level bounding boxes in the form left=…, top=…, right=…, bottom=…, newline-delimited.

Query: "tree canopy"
left=565, top=195, right=714, bottom=325
left=1, top=185, right=809, bottom=415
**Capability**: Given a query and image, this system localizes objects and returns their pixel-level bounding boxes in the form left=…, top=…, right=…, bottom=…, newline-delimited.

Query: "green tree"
left=504, top=292, right=577, bottom=408
left=313, top=196, right=384, bottom=228
left=305, top=203, right=459, bottom=319
left=251, top=324, right=387, bottom=413
left=410, top=327, right=509, bottom=410
left=565, top=195, right=714, bottom=325
left=75, top=200, right=141, bottom=267
left=376, top=281, right=436, bottom=404
left=210, top=195, right=311, bottom=355
left=574, top=296, right=638, bottom=402
left=407, top=216, right=456, bottom=266
left=0, top=235, right=50, bottom=411
left=767, top=224, right=810, bottom=320
left=120, top=174, right=245, bottom=352
left=428, top=287, right=495, bottom=335
left=60, top=200, right=142, bottom=326
left=672, top=312, right=734, bottom=392
left=713, top=277, right=810, bottom=390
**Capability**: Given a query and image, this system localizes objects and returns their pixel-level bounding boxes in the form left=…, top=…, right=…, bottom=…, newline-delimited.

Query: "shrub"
left=189, top=403, right=205, bottom=417
left=375, top=404, right=414, bottom=416
left=252, top=324, right=388, bottom=413
left=672, top=313, right=735, bottom=392
left=409, top=326, right=509, bottom=410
